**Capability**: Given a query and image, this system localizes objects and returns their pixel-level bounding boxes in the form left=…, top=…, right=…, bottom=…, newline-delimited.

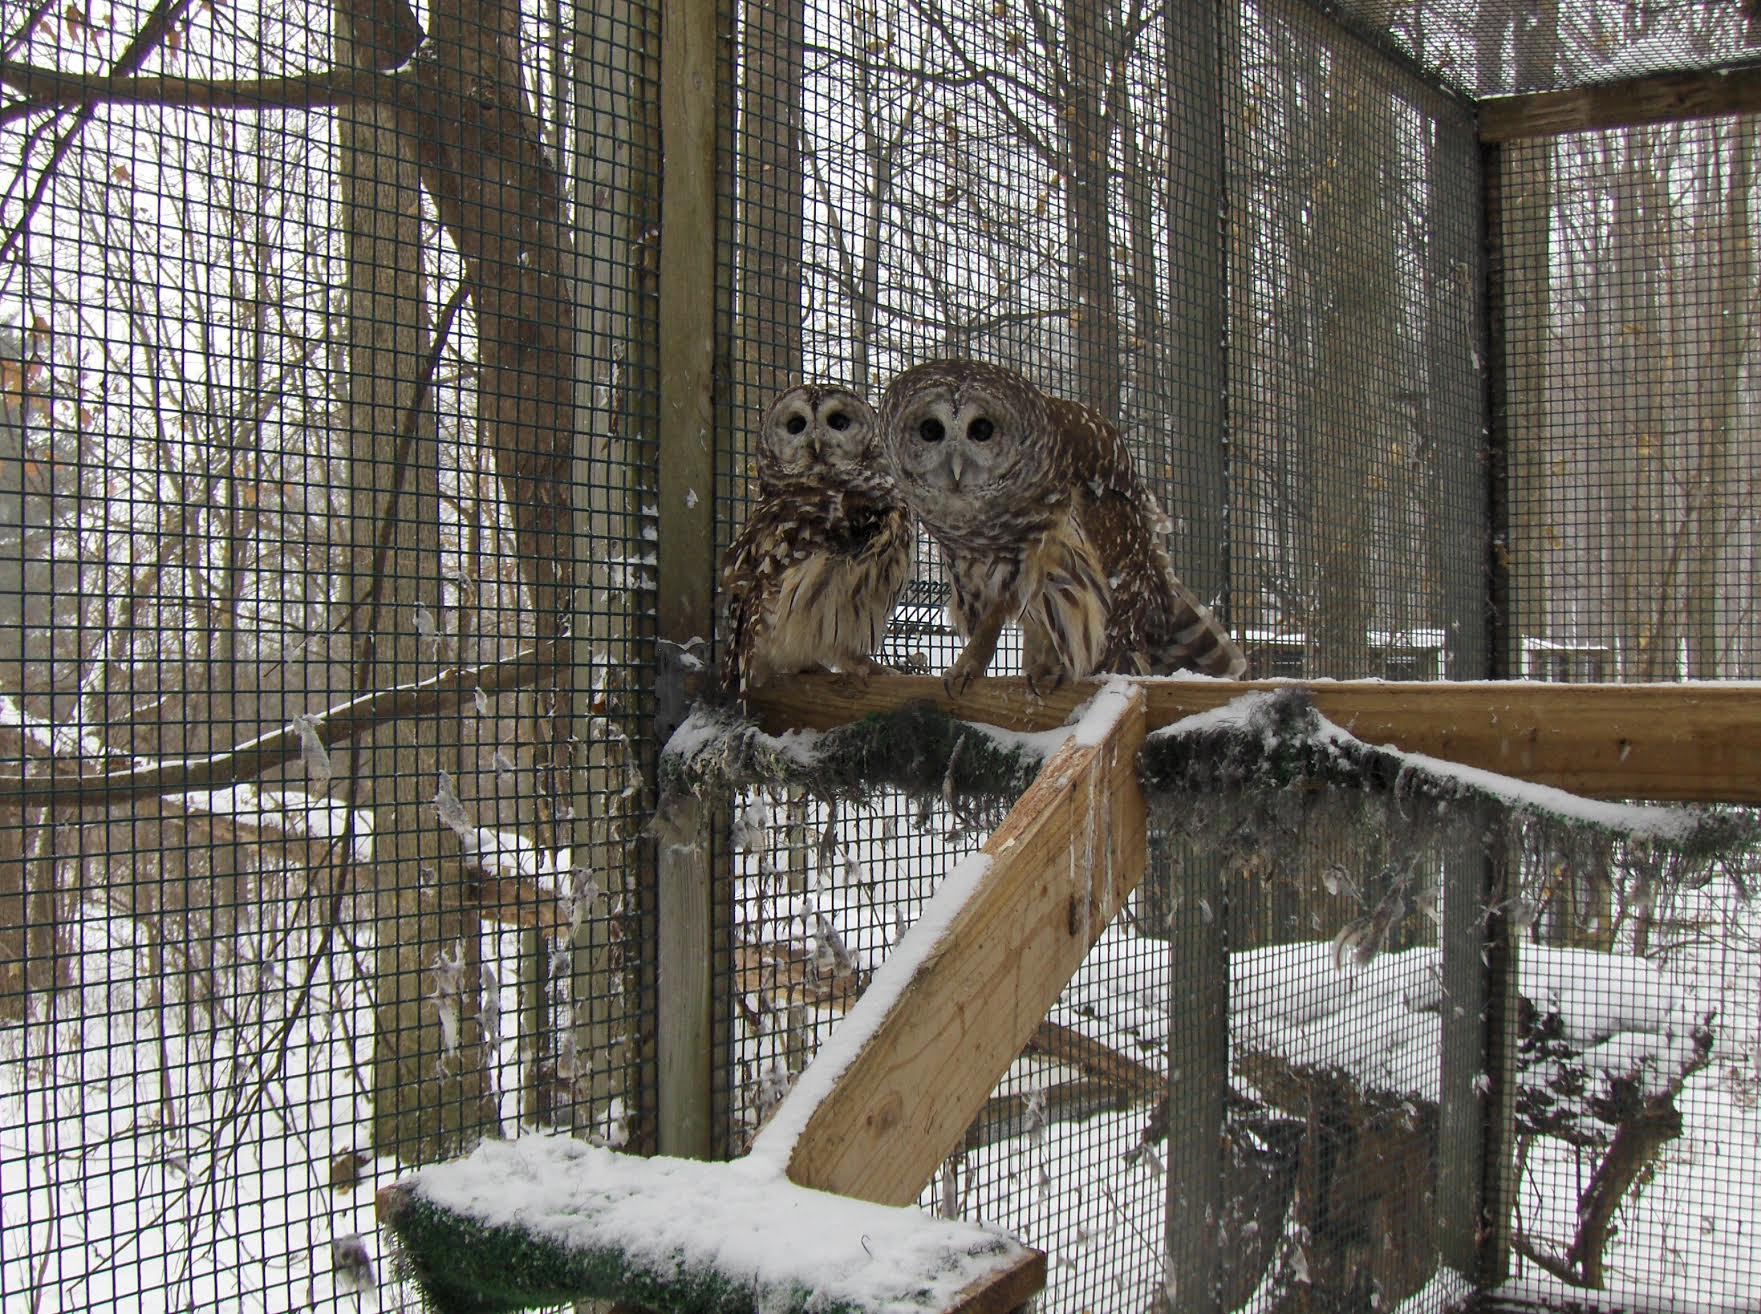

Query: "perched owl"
left=720, top=385, right=915, bottom=694
left=879, top=359, right=1246, bottom=692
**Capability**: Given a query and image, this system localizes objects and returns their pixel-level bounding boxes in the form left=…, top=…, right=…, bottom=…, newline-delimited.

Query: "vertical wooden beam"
left=1159, top=0, right=1229, bottom=1306
left=655, top=0, right=720, bottom=1162
left=1434, top=136, right=1519, bottom=1286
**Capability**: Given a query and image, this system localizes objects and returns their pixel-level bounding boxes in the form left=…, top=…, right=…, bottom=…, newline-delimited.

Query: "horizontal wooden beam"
left=749, top=674, right=1761, bottom=804
left=1479, top=63, right=1761, bottom=142
left=768, top=684, right=1150, bottom=1206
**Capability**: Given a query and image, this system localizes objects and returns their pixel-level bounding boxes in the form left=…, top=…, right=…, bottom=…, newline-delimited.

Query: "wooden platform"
left=751, top=674, right=1761, bottom=804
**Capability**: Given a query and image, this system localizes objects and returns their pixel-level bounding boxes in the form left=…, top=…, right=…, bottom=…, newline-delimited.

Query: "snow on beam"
left=748, top=672, right=1761, bottom=804
left=1140, top=689, right=1751, bottom=853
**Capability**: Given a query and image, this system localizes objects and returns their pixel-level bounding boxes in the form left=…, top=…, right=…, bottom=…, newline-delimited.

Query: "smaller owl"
left=720, top=385, right=915, bottom=695
left=879, top=359, right=1246, bottom=692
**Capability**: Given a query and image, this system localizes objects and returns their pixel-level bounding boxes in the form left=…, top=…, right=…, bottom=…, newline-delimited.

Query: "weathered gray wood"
left=655, top=0, right=720, bottom=1161
left=1158, top=2, right=1229, bottom=1306
left=1436, top=828, right=1493, bottom=1279
left=656, top=797, right=714, bottom=1159
left=1479, top=64, right=1761, bottom=142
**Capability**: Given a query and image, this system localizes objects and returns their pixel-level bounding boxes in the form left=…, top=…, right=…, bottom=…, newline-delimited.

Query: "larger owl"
left=720, top=385, right=915, bottom=694
left=879, top=359, right=1246, bottom=692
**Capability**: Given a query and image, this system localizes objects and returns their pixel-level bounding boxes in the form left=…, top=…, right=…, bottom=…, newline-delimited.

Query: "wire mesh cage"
left=1, top=1, right=660, bottom=1309
left=2, top=0, right=1759, bottom=1312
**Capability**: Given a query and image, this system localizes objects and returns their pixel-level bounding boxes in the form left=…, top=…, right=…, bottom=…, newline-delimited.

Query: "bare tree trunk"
left=1688, top=119, right=1751, bottom=679
left=1303, top=65, right=1389, bottom=678
left=337, top=2, right=493, bottom=1163
left=555, top=0, right=660, bottom=1143
left=0, top=810, right=21, bottom=1017
left=1608, top=128, right=1676, bottom=682
left=1060, top=0, right=1122, bottom=420
left=734, top=0, right=806, bottom=420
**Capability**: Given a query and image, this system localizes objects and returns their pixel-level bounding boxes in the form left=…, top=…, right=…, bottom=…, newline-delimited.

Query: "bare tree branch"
left=0, top=0, right=199, bottom=263
left=0, top=59, right=413, bottom=125
left=0, top=642, right=558, bottom=805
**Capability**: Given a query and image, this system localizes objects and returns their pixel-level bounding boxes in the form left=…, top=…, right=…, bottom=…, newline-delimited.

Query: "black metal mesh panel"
left=714, top=1, right=1488, bottom=1313
left=0, top=2, right=661, bottom=1309
left=1211, top=4, right=1489, bottom=1304
left=1318, top=0, right=1761, bottom=101
left=1226, top=0, right=1488, bottom=685
left=1495, top=119, right=1761, bottom=1310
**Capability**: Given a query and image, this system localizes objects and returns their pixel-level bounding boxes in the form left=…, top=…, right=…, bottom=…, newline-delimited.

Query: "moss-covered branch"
left=1140, top=688, right=1753, bottom=857
left=1141, top=690, right=1755, bottom=962
left=378, top=1137, right=1044, bottom=1314
left=659, top=700, right=1054, bottom=815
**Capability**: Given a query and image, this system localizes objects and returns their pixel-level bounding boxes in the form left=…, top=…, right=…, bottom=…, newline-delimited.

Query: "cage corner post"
left=1431, top=126, right=1522, bottom=1289
left=655, top=0, right=722, bottom=1163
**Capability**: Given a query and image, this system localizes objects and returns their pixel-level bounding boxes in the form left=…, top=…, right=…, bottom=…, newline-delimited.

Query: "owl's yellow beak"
left=948, top=446, right=966, bottom=487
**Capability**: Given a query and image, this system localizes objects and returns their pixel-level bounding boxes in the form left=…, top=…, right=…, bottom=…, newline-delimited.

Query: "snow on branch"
left=378, top=1136, right=1041, bottom=1314
left=1140, top=689, right=1755, bottom=963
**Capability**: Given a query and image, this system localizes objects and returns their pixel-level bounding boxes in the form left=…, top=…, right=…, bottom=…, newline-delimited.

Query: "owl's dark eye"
left=969, top=418, right=995, bottom=443
left=919, top=418, right=946, bottom=443
left=826, top=411, right=851, bottom=431
left=785, top=415, right=808, bottom=435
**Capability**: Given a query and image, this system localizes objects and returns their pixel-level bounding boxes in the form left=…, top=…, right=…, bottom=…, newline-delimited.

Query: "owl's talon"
left=830, top=658, right=883, bottom=696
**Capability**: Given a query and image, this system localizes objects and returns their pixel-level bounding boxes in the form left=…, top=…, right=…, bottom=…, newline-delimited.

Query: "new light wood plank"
left=749, top=674, right=1761, bottom=804
left=781, top=686, right=1149, bottom=1206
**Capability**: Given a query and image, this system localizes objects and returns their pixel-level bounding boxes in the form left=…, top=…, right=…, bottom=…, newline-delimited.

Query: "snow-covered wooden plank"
left=377, top=1137, right=1043, bottom=1314
left=749, top=672, right=1761, bottom=803
left=749, top=679, right=1149, bottom=1206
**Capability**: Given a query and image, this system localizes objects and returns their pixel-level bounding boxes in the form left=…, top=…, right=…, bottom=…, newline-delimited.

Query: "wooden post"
left=655, top=0, right=720, bottom=1162
left=1158, top=0, right=1229, bottom=1305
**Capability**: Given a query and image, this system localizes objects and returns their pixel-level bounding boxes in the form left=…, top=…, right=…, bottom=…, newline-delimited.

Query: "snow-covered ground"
left=5, top=793, right=1757, bottom=1313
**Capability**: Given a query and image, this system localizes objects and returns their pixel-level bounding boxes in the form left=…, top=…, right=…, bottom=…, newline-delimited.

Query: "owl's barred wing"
left=1045, top=396, right=1139, bottom=499
left=1077, top=487, right=1248, bottom=680
left=719, top=501, right=792, bottom=692
left=719, top=480, right=914, bottom=693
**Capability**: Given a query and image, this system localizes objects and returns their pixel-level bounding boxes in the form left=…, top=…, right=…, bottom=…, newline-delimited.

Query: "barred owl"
left=879, top=359, right=1246, bottom=693
left=720, top=385, right=915, bottom=694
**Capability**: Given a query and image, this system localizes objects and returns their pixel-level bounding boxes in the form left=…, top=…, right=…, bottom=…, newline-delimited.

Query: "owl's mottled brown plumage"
left=879, top=358, right=1246, bottom=691
left=720, top=385, right=914, bottom=694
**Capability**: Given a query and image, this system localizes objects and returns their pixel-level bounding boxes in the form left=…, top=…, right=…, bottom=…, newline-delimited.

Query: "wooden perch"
left=1479, top=63, right=1761, bottom=142
left=749, top=672, right=1761, bottom=804
left=659, top=701, right=1051, bottom=813
left=1139, top=688, right=1751, bottom=854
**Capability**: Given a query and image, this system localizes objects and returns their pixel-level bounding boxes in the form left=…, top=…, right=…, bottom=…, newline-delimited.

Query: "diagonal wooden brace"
left=762, top=681, right=1150, bottom=1207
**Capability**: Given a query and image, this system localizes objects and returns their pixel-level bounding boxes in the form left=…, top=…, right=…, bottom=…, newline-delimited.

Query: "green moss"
left=659, top=702, right=1047, bottom=816
left=384, top=1188, right=881, bottom=1314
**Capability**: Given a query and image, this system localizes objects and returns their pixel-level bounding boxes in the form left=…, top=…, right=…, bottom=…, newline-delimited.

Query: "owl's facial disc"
left=815, top=394, right=873, bottom=468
